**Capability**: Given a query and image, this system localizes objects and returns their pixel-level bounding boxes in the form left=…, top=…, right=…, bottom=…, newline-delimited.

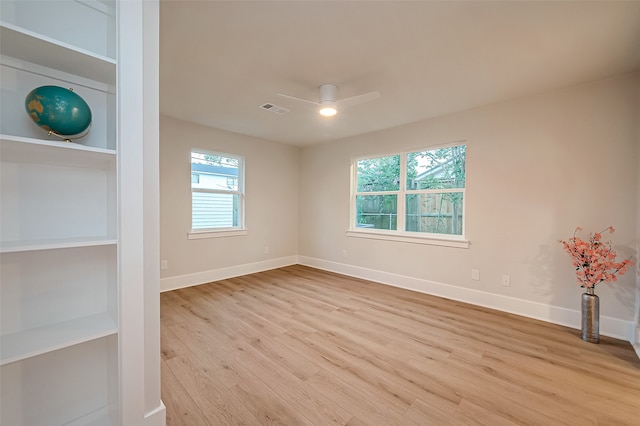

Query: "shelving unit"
left=0, top=1, right=123, bottom=424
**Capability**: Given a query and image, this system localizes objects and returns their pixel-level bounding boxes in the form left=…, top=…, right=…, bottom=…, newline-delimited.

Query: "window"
left=351, top=143, right=467, bottom=246
left=355, top=154, right=400, bottom=230
left=190, top=149, right=245, bottom=237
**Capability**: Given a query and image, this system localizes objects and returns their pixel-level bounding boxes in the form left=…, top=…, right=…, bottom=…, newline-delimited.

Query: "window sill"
left=346, top=229, right=469, bottom=248
left=188, top=229, right=248, bottom=240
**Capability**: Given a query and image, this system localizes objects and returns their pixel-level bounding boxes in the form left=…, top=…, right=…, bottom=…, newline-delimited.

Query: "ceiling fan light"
left=319, top=106, right=337, bottom=117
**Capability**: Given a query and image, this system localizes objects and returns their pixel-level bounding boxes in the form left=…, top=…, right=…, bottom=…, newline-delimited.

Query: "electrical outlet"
left=264, top=246, right=270, bottom=254
left=342, top=249, right=348, bottom=258
left=471, top=269, right=480, bottom=281
left=161, top=260, right=168, bottom=270
left=502, top=275, right=511, bottom=286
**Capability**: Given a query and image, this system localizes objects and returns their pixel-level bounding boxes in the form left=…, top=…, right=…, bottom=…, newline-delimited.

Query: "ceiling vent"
left=260, top=103, right=289, bottom=115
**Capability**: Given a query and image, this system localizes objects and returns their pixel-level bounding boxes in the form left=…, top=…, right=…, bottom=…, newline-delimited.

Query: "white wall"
left=298, top=72, right=640, bottom=340
left=636, top=120, right=640, bottom=353
left=160, top=115, right=299, bottom=291
left=142, top=1, right=165, bottom=423
left=119, top=1, right=165, bottom=424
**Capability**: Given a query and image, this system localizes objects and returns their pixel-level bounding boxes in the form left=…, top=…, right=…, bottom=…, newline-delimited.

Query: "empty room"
left=158, top=1, right=640, bottom=425
left=1, top=1, right=639, bottom=425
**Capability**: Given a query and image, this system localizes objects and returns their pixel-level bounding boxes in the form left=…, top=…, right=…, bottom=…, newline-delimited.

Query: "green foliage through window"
left=407, top=145, right=466, bottom=190
left=357, top=155, right=400, bottom=192
left=354, top=144, right=466, bottom=236
left=356, top=195, right=398, bottom=230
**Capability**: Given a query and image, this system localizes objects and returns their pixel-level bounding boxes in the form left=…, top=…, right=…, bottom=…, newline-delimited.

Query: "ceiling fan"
left=277, top=84, right=380, bottom=117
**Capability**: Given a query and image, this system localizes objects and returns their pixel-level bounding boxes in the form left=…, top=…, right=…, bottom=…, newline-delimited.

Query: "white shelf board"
left=0, top=236, right=117, bottom=253
left=0, top=313, right=117, bottom=366
left=1, top=134, right=116, bottom=155
left=1, top=134, right=116, bottom=168
left=0, top=22, right=116, bottom=85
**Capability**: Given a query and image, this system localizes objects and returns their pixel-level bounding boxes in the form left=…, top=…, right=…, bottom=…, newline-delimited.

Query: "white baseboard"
left=145, top=402, right=166, bottom=426
left=160, top=255, right=634, bottom=342
left=297, top=256, right=635, bottom=342
left=160, top=256, right=298, bottom=292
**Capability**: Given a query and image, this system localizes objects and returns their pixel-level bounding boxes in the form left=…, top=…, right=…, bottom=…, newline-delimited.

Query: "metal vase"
left=581, top=287, right=599, bottom=343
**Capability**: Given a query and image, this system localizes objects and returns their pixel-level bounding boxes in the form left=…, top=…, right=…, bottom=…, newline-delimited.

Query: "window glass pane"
left=192, top=192, right=239, bottom=229
left=405, top=192, right=463, bottom=235
left=357, top=155, right=400, bottom=192
left=407, top=145, right=466, bottom=190
left=191, top=152, right=239, bottom=191
left=356, top=195, right=397, bottom=230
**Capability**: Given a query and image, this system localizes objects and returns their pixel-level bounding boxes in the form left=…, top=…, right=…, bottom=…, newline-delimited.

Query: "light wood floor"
left=161, top=265, right=640, bottom=425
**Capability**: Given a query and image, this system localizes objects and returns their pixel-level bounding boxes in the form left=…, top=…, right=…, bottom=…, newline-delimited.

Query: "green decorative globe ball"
left=25, top=85, right=92, bottom=136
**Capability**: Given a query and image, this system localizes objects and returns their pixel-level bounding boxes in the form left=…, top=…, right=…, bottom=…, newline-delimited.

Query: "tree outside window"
left=353, top=144, right=466, bottom=237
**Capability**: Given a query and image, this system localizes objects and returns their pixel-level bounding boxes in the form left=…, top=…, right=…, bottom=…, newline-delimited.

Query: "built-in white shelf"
left=0, top=22, right=116, bottom=85
left=0, top=312, right=117, bottom=366
left=0, top=236, right=117, bottom=253
left=0, top=1, right=158, bottom=424
left=1, top=134, right=116, bottom=167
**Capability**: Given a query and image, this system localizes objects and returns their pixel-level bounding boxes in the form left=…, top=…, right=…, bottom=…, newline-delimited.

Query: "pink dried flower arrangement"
left=560, top=226, right=634, bottom=288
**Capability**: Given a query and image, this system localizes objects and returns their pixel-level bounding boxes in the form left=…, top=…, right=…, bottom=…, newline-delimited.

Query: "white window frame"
left=188, top=149, right=247, bottom=240
left=348, top=142, right=469, bottom=249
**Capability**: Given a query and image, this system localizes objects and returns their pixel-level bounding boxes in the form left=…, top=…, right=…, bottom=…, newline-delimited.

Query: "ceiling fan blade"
left=276, top=93, right=320, bottom=106
left=336, top=91, right=381, bottom=109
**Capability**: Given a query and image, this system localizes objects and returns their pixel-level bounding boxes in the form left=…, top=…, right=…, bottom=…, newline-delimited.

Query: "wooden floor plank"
left=161, top=358, right=213, bottom=426
left=161, top=265, right=640, bottom=425
left=232, top=337, right=353, bottom=425
left=164, top=355, right=259, bottom=426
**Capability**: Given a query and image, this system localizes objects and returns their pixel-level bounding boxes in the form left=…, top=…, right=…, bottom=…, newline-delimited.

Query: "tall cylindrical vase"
left=581, top=287, right=599, bottom=343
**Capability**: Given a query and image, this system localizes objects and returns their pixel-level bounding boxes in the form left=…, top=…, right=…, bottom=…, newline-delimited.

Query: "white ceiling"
left=160, top=1, right=640, bottom=147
